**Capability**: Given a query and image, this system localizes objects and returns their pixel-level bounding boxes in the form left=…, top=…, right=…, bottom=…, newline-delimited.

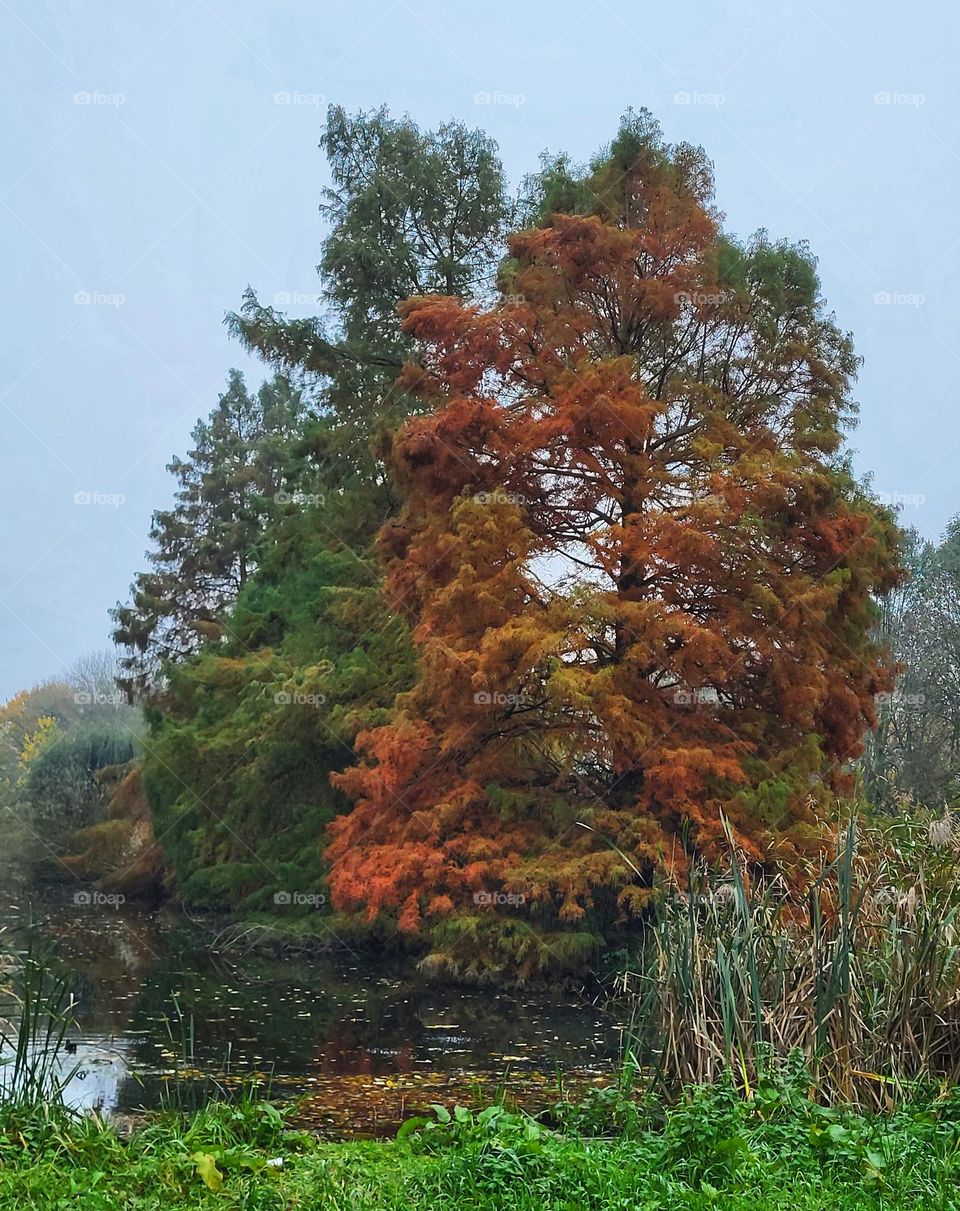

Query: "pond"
left=0, top=885, right=622, bottom=1136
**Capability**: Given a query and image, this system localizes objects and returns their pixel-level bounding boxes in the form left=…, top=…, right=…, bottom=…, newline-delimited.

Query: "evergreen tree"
left=111, top=371, right=305, bottom=692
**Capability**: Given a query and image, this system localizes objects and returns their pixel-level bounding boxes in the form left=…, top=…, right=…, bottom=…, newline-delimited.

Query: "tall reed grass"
left=0, top=943, right=78, bottom=1110
left=620, top=815, right=960, bottom=1108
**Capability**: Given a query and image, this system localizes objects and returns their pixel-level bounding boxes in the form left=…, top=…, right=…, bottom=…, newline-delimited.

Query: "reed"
left=620, top=815, right=960, bottom=1108
left=0, top=943, right=78, bottom=1110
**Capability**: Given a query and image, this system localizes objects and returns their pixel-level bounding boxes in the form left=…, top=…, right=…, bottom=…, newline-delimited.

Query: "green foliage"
left=548, top=1082, right=645, bottom=1138
left=320, top=104, right=508, bottom=332
left=423, top=915, right=602, bottom=986
left=23, top=720, right=136, bottom=840
left=0, top=654, right=143, bottom=864
left=4, top=1079, right=960, bottom=1208
left=112, top=371, right=305, bottom=693
left=229, top=104, right=509, bottom=388
left=142, top=532, right=414, bottom=912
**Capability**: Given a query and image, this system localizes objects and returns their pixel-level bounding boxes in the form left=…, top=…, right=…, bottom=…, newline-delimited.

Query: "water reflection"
left=0, top=888, right=617, bottom=1126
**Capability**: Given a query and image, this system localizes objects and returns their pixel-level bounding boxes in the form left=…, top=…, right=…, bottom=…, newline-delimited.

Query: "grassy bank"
left=3, top=1078, right=960, bottom=1209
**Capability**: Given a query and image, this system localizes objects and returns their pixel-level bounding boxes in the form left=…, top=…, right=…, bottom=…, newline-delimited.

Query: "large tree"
left=327, top=112, right=901, bottom=979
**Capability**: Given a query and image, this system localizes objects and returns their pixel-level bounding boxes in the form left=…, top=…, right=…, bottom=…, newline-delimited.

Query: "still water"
left=0, top=887, right=619, bottom=1135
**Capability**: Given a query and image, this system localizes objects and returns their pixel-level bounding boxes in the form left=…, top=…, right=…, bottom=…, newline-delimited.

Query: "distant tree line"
left=864, top=521, right=960, bottom=812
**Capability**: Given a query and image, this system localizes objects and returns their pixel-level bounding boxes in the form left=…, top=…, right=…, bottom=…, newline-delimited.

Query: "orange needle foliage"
left=327, top=117, right=901, bottom=966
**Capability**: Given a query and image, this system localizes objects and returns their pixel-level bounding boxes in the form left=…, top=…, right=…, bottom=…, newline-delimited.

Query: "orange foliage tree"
left=327, top=113, right=901, bottom=978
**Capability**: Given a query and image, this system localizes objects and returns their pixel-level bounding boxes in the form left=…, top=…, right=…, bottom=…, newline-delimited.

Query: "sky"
left=0, top=0, right=957, bottom=701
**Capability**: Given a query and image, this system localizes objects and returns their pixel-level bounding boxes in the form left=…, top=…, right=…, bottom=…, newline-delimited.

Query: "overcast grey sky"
left=0, top=0, right=956, bottom=700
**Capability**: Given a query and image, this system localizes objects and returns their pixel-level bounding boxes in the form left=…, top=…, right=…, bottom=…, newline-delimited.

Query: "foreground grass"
left=3, top=1079, right=960, bottom=1210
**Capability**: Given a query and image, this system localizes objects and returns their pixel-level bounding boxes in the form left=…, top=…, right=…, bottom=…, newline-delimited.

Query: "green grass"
left=2, top=1076, right=960, bottom=1209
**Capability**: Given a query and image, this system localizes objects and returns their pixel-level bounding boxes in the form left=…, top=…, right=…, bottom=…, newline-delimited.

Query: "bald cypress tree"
left=327, top=111, right=901, bottom=978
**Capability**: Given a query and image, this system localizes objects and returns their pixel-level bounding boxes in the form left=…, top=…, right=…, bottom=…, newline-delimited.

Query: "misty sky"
left=1, top=0, right=956, bottom=700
